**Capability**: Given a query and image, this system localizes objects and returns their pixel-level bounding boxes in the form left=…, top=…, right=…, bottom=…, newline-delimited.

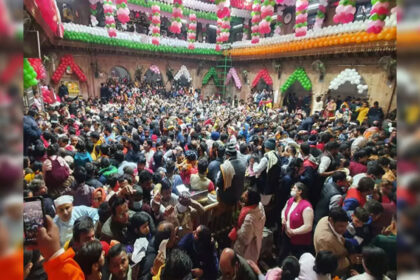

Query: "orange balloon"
left=385, top=33, right=392, bottom=41
left=356, top=36, right=362, bottom=43
left=362, top=35, right=369, bottom=42
left=368, top=34, right=376, bottom=41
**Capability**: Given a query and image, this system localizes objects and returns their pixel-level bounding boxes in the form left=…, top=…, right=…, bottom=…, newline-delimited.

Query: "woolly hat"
left=264, top=139, right=276, bottom=150
left=225, top=143, right=237, bottom=156
left=211, top=131, right=220, bottom=141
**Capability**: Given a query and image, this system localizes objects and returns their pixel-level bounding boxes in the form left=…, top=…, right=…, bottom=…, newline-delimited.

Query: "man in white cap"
left=53, top=195, right=99, bottom=246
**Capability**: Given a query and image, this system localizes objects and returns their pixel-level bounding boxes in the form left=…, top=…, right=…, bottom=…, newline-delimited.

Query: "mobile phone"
left=23, top=197, right=45, bottom=245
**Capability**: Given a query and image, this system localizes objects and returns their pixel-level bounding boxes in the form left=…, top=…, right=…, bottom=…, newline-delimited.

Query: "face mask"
left=176, top=203, right=188, bottom=213
left=290, top=190, right=297, bottom=197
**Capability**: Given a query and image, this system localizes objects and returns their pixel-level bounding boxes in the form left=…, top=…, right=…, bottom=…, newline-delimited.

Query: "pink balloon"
left=152, top=37, right=160, bottom=45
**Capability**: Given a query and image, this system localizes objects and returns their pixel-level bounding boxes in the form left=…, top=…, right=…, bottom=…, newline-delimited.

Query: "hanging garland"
left=274, top=7, right=284, bottom=36
left=225, top=67, right=242, bottom=89
left=187, top=13, right=197, bottom=49
left=295, top=0, right=308, bottom=37
left=281, top=67, right=311, bottom=93
left=242, top=23, right=250, bottom=40
left=215, top=0, right=230, bottom=51
left=174, top=65, right=192, bottom=82
left=169, top=0, right=183, bottom=34
left=202, top=67, right=219, bottom=85
left=63, top=30, right=222, bottom=55
left=151, top=5, right=161, bottom=45
left=275, top=0, right=296, bottom=5
left=251, top=0, right=261, bottom=44
left=27, top=58, right=47, bottom=81
left=367, top=0, right=390, bottom=34
left=104, top=0, right=117, bottom=37
left=259, top=0, right=275, bottom=35
left=89, top=0, right=100, bottom=26
left=313, top=0, right=327, bottom=30
left=116, top=0, right=130, bottom=28
left=51, top=55, right=87, bottom=84
left=251, top=69, right=272, bottom=88
left=329, top=68, right=368, bottom=94
left=24, top=58, right=38, bottom=89
left=334, top=0, right=356, bottom=24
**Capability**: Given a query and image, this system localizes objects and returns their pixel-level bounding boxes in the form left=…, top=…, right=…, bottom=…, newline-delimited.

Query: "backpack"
left=44, top=157, right=70, bottom=190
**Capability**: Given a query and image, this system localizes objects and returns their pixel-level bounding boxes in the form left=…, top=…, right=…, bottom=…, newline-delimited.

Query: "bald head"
left=220, top=248, right=238, bottom=279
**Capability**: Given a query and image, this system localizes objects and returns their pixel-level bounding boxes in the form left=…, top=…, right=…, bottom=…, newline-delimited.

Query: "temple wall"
left=46, top=50, right=396, bottom=113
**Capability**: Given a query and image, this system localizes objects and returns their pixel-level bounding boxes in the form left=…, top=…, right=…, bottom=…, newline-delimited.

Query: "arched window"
left=110, top=66, right=131, bottom=82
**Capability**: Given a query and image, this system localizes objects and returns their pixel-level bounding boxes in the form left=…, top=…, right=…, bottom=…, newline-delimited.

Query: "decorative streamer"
left=215, top=0, right=230, bottom=51
left=251, top=0, right=261, bottom=44
left=187, top=13, right=197, bottom=49
left=295, top=0, right=308, bottom=37
left=333, top=0, right=356, bottom=24
left=367, top=0, right=390, bottom=34
left=274, top=6, right=284, bottom=36
left=89, top=0, right=100, bottom=26
left=116, top=0, right=130, bottom=29
left=259, top=0, right=275, bottom=35
left=103, top=0, right=117, bottom=37
left=151, top=5, right=160, bottom=45
left=313, top=0, right=327, bottom=30
left=169, top=0, right=183, bottom=34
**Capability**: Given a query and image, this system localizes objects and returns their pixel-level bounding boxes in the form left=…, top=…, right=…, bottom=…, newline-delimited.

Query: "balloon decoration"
left=295, top=0, right=308, bottom=37
left=313, top=0, right=327, bottom=30
left=252, top=69, right=273, bottom=88
left=104, top=0, right=117, bottom=37
left=259, top=0, right=275, bottom=34
left=242, top=23, right=250, bottom=41
left=174, top=65, right=192, bottom=82
left=149, top=64, right=160, bottom=75
left=51, top=54, right=87, bottom=84
left=151, top=5, right=161, bottom=45
left=231, top=0, right=251, bottom=10
left=89, top=0, right=100, bottom=27
left=27, top=58, right=47, bottom=81
left=225, top=67, right=242, bottom=89
left=281, top=67, right=311, bottom=93
left=229, top=15, right=396, bottom=57
left=215, top=0, right=231, bottom=51
left=63, top=23, right=222, bottom=55
left=329, top=68, right=368, bottom=94
left=275, top=0, right=296, bottom=6
left=116, top=0, right=130, bottom=28
left=367, top=0, right=390, bottom=34
left=333, top=0, right=356, bottom=24
left=187, top=13, right=197, bottom=49
left=23, top=58, right=38, bottom=89
left=202, top=67, right=219, bottom=85
left=169, top=0, right=183, bottom=34
left=274, top=7, right=284, bottom=36
left=127, top=0, right=248, bottom=21
left=251, top=0, right=261, bottom=44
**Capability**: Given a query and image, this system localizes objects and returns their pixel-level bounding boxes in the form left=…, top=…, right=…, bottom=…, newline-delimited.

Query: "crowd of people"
left=22, top=81, right=397, bottom=280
